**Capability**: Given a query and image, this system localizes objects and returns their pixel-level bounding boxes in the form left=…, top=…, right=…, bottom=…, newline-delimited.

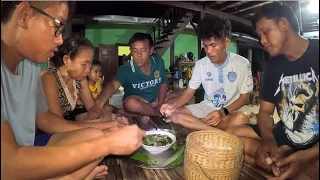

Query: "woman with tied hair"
left=42, top=35, right=127, bottom=125
left=1, top=1, right=144, bottom=179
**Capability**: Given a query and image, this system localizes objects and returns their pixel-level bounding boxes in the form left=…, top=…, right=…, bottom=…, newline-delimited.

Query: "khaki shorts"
left=185, top=101, right=217, bottom=119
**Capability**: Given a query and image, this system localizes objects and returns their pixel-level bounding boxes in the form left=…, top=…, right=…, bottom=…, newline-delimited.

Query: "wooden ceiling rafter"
left=229, top=1, right=273, bottom=15
left=72, top=1, right=318, bottom=35
left=235, top=6, right=260, bottom=17
left=201, top=1, right=217, bottom=8
left=153, top=1, right=252, bottom=26
left=211, top=1, right=242, bottom=11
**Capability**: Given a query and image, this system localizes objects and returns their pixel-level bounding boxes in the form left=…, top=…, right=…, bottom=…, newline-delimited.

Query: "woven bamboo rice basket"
left=184, top=130, right=244, bottom=180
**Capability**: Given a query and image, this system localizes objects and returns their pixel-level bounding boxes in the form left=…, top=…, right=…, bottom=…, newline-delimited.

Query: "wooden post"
left=63, top=3, right=76, bottom=39
left=248, top=47, right=252, bottom=64
left=170, top=42, right=175, bottom=67
left=198, top=8, right=205, bottom=59
left=63, top=18, right=72, bottom=39
left=297, top=2, right=303, bottom=35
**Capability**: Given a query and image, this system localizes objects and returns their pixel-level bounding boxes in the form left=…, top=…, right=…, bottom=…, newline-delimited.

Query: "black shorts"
left=34, top=133, right=53, bottom=146
left=247, top=121, right=318, bottom=152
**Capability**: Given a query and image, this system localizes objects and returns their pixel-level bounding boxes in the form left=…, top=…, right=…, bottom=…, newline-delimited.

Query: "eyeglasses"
left=30, top=6, right=65, bottom=37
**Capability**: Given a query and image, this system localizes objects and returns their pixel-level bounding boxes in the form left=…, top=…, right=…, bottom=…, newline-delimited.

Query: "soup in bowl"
left=142, top=130, right=176, bottom=154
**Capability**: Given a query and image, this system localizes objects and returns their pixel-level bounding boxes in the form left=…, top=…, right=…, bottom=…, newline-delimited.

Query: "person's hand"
left=106, top=125, right=145, bottom=155
left=160, top=102, right=177, bottom=117
left=268, top=150, right=308, bottom=180
left=255, top=137, right=278, bottom=170
left=269, top=145, right=292, bottom=177
left=204, top=110, right=224, bottom=126
left=85, top=103, right=105, bottom=120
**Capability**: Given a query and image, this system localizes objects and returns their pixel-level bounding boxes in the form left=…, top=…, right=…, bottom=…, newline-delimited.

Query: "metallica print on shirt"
left=260, top=39, right=319, bottom=148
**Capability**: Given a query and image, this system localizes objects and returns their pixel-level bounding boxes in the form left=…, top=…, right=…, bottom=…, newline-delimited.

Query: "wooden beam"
left=213, top=1, right=241, bottom=11
left=202, top=1, right=216, bottom=7
left=302, top=28, right=319, bottom=32
left=236, top=38, right=263, bottom=49
left=63, top=2, right=77, bottom=39
left=207, top=2, right=218, bottom=8
left=303, top=24, right=319, bottom=28
left=190, top=21, right=198, bottom=32
left=190, top=20, right=202, bottom=59
left=248, top=47, right=253, bottom=64
left=303, top=16, right=319, bottom=22
left=236, top=7, right=259, bottom=17
left=153, top=1, right=252, bottom=26
left=233, top=1, right=273, bottom=16
left=227, top=1, right=270, bottom=14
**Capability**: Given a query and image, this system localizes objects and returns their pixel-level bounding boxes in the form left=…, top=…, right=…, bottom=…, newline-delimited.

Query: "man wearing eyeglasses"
left=1, top=2, right=145, bottom=180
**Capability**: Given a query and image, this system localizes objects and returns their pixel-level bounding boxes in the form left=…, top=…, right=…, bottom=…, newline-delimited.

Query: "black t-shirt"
left=260, top=39, right=319, bottom=148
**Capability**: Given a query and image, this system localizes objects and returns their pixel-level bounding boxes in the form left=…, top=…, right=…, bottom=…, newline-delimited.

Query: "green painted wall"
left=174, top=30, right=198, bottom=61
left=40, top=61, right=48, bottom=70
left=85, top=24, right=202, bottom=69
left=162, top=49, right=170, bottom=69
left=85, top=24, right=239, bottom=70
left=228, top=40, right=237, bottom=53
left=40, top=25, right=237, bottom=71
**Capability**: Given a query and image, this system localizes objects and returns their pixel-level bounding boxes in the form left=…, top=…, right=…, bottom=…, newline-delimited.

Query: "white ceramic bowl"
left=142, top=130, right=176, bottom=155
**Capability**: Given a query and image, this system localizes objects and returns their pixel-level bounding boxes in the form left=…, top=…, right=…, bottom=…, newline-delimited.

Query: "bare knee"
left=225, top=125, right=260, bottom=140
left=170, top=113, right=184, bottom=124
left=225, top=126, right=244, bottom=136
left=229, top=111, right=250, bottom=126
left=123, top=97, right=140, bottom=113
left=176, top=107, right=192, bottom=115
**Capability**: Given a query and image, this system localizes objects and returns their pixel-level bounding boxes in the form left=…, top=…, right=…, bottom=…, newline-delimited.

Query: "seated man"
left=160, top=16, right=252, bottom=131
left=226, top=2, right=319, bottom=179
left=86, top=33, right=168, bottom=121
left=1, top=2, right=144, bottom=179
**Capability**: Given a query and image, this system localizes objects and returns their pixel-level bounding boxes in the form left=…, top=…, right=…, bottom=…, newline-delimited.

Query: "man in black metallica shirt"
left=227, top=2, right=319, bottom=179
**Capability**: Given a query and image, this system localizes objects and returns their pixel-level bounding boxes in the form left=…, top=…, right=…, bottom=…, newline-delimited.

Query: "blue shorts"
left=34, top=133, right=53, bottom=146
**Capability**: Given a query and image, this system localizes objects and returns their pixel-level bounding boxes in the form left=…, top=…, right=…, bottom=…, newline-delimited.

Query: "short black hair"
left=50, top=35, right=94, bottom=68
left=129, top=32, right=154, bottom=48
left=91, top=60, right=101, bottom=69
left=252, top=2, right=300, bottom=34
left=1, top=1, right=76, bottom=23
left=1, top=2, right=21, bottom=23
left=197, top=15, right=232, bottom=41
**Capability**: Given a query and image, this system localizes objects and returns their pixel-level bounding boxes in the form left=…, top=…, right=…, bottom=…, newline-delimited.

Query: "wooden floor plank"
left=174, top=167, right=185, bottom=178
left=165, top=168, right=184, bottom=180
left=160, top=169, right=173, bottom=180
left=99, top=117, right=270, bottom=180
left=143, top=169, right=158, bottom=180
left=154, top=169, right=168, bottom=180
left=114, top=159, right=123, bottom=180
left=134, top=166, right=149, bottom=180
left=102, top=160, right=115, bottom=180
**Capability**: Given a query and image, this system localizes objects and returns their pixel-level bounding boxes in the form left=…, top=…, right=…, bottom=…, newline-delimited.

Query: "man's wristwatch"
left=222, top=107, right=230, bottom=116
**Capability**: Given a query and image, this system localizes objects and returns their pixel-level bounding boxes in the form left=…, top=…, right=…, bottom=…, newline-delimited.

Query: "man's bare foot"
left=85, top=165, right=108, bottom=180
left=116, top=108, right=132, bottom=116
left=114, top=115, right=129, bottom=126
left=140, top=116, right=150, bottom=124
